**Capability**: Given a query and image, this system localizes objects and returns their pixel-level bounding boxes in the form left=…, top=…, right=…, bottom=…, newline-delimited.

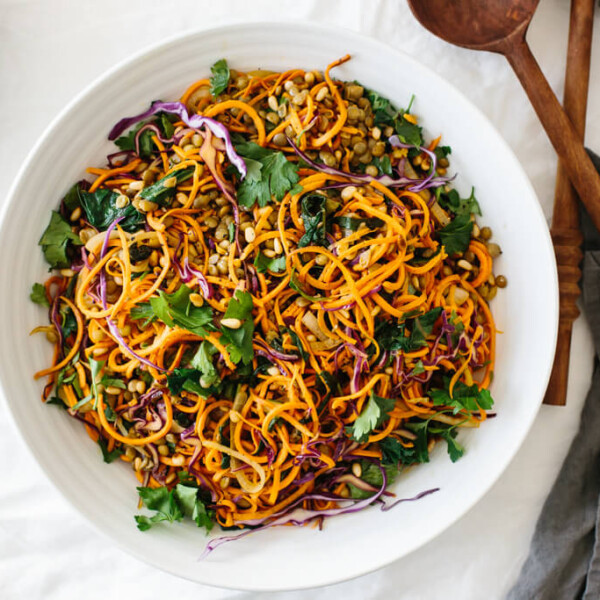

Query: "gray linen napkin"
left=508, top=150, right=600, bottom=600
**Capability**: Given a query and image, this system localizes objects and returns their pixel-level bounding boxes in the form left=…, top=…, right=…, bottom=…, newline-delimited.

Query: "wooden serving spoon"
left=407, top=0, right=600, bottom=232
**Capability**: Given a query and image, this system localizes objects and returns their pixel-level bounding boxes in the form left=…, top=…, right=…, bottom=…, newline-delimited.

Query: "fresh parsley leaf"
left=254, top=252, right=286, bottom=274
left=228, top=222, right=235, bottom=243
left=150, top=285, right=214, bottom=336
left=30, top=283, right=49, bottom=307
left=79, top=187, right=145, bottom=233
left=62, top=183, right=82, bottom=212
left=98, top=438, right=123, bottom=463
left=235, top=141, right=299, bottom=208
left=438, top=187, right=481, bottom=217
left=298, top=194, right=329, bottom=248
left=129, top=302, right=156, bottom=325
left=350, top=391, right=396, bottom=443
left=429, top=376, right=494, bottom=414
left=140, top=167, right=194, bottom=207
left=439, top=214, right=473, bottom=255
left=220, top=290, right=254, bottom=365
left=100, top=376, right=126, bottom=390
left=408, top=246, right=441, bottom=267
left=333, top=215, right=384, bottom=232
left=409, top=307, right=442, bottom=349
left=39, top=211, right=83, bottom=269
left=372, top=155, right=393, bottom=176
left=46, top=396, right=68, bottom=409
left=209, top=59, right=230, bottom=97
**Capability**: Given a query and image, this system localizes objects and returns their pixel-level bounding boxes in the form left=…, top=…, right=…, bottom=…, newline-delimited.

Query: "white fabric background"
left=0, top=0, right=598, bottom=598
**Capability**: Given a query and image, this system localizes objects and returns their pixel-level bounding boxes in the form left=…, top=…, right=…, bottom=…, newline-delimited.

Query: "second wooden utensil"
left=407, top=0, right=600, bottom=233
left=543, top=0, right=595, bottom=406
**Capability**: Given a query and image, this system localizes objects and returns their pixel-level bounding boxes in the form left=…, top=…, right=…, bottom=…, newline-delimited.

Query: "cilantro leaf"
left=364, top=87, right=423, bottom=147
left=30, top=283, right=49, bottom=307
left=234, top=141, right=299, bottom=208
left=135, top=484, right=214, bottom=532
left=98, top=438, right=123, bottom=464
left=437, top=428, right=465, bottom=462
left=209, top=59, right=230, bottom=97
left=79, top=187, right=145, bottom=233
left=173, top=484, right=214, bottom=533
left=429, top=377, right=494, bottom=414
left=140, top=167, right=194, bottom=207
left=439, top=214, right=473, bottom=255
left=149, top=285, right=214, bottom=336
left=379, top=436, right=421, bottom=466
left=190, top=341, right=220, bottom=386
left=220, top=290, right=254, bottom=364
left=39, top=211, right=83, bottom=269
left=254, top=252, right=286, bottom=274
left=350, top=391, right=396, bottom=443
left=438, top=187, right=481, bottom=217
left=114, top=123, right=155, bottom=158
left=135, top=486, right=183, bottom=531
left=372, top=155, right=393, bottom=176
left=348, top=461, right=397, bottom=499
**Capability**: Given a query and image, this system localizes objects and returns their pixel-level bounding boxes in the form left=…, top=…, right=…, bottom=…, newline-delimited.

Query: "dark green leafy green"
left=429, top=377, right=494, bottom=414
left=333, top=215, right=384, bottom=232
left=380, top=436, right=420, bottom=466
left=210, top=59, right=230, bottom=97
left=114, top=122, right=155, bottom=158
left=39, top=211, right=83, bottom=269
left=364, top=88, right=423, bottom=147
left=30, top=283, right=49, bottom=307
left=220, top=290, right=254, bottom=364
left=191, top=340, right=220, bottom=388
left=79, top=187, right=145, bottom=233
left=376, top=307, right=442, bottom=353
left=372, top=155, right=393, bottom=176
left=439, top=214, right=473, bottom=255
left=350, top=391, right=396, bottom=443
left=298, top=194, right=329, bottom=248
left=254, top=252, right=286, bottom=274
left=98, top=438, right=123, bottom=463
left=289, top=271, right=324, bottom=302
left=348, top=461, right=397, bottom=499
left=140, top=167, right=194, bottom=207
left=234, top=141, right=299, bottom=208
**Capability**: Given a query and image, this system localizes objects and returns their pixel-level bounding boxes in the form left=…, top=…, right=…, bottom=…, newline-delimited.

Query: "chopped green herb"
left=39, top=211, right=83, bottom=269
left=139, top=167, right=194, bottom=207
left=254, top=252, right=286, bottom=274
left=350, top=391, right=396, bottom=443
left=30, top=283, right=49, bottom=307
left=439, top=214, right=473, bottom=255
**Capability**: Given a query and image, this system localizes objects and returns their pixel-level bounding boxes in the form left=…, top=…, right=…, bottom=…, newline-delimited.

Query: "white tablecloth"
left=0, top=0, right=597, bottom=598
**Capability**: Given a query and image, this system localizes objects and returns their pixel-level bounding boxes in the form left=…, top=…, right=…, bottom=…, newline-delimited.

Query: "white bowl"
left=0, top=22, right=557, bottom=591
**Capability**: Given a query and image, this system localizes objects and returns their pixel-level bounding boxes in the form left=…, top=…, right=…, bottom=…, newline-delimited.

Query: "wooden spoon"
left=407, top=0, right=600, bottom=232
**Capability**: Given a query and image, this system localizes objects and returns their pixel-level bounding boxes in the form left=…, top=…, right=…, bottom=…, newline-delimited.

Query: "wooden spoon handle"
left=544, top=0, right=594, bottom=406
left=503, top=38, right=600, bottom=231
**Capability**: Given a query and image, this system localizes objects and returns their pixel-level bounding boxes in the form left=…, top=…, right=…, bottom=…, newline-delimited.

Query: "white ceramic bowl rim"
left=0, top=21, right=557, bottom=591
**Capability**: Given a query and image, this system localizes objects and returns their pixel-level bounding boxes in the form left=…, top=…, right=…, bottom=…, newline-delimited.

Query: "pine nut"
left=171, top=454, right=185, bottom=467
left=245, top=227, right=256, bottom=243
left=316, top=86, right=329, bottom=102
left=352, top=462, right=362, bottom=477
left=295, top=297, right=311, bottom=307
left=267, top=366, right=280, bottom=376
left=221, top=318, right=242, bottom=329
left=158, top=444, right=169, bottom=456
left=128, top=180, right=144, bottom=191
left=273, top=238, right=283, bottom=254
left=115, top=194, right=130, bottom=209
left=267, top=95, right=278, bottom=112
left=453, top=286, right=469, bottom=305
left=341, top=186, right=357, bottom=201
left=457, top=259, right=473, bottom=271
left=189, top=293, right=204, bottom=307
